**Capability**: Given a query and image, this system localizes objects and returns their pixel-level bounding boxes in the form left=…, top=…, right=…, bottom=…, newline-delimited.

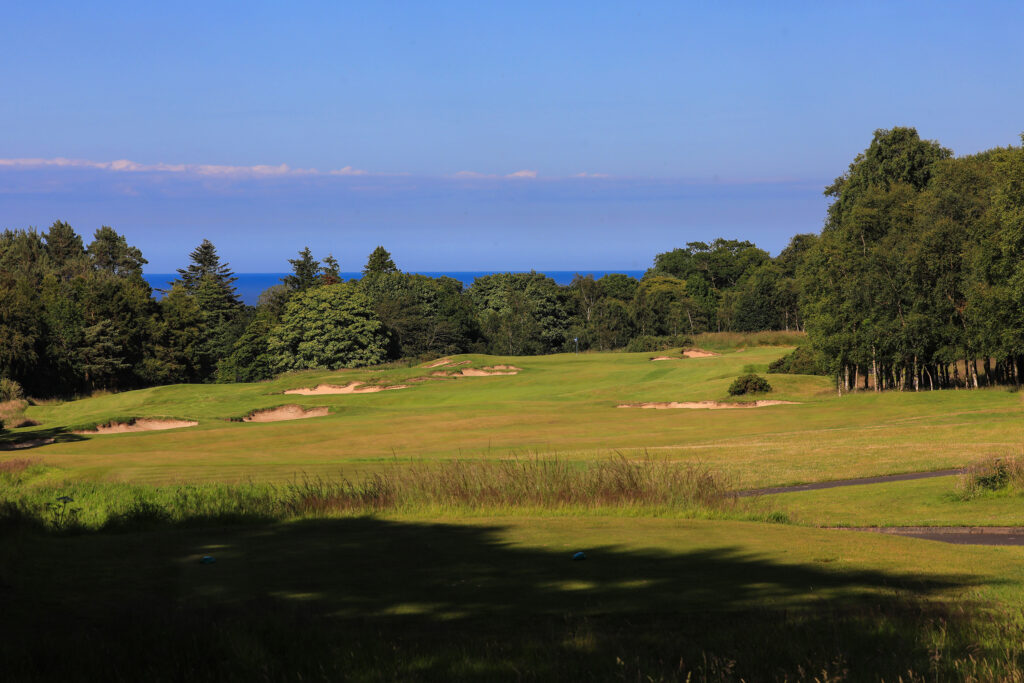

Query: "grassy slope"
left=4, top=346, right=1024, bottom=486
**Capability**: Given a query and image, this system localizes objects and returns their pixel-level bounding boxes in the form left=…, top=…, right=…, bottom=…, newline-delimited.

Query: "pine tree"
left=320, top=254, right=341, bottom=285
left=363, top=246, right=398, bottom=275
left=283, top=247, right=321, bottom=291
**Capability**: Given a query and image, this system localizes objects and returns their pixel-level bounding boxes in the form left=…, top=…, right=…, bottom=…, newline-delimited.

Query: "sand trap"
left=451, top=365, right=521, bottom=377
left=682, top=349, right=719, bottom=358
left=284, top=382, right=409, bottom=395
left=425, top=358, right=452, bottom=368
left=617, top=400, right=798, bottom=410
left=242, top=405, right=329, bottom=422
left=650, top=356, right=678, bottom=361
left=0, top=437, right=55, bottom=450
left=74, top=418, right=198, bottom=434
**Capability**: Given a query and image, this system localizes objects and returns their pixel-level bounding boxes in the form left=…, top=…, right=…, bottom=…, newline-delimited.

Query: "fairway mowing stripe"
left=738, top=468, right=964, bottom=497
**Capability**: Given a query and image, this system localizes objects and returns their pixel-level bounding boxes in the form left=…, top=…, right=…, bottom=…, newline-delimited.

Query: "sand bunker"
left=425, top=358, right=452, bottom=368
left=617, top=400, right=798, bottom=410
left=242, top=405, right=329, bottom=422
left=284, top=382, right=408, bottom=395
left=650, top=356, right=678, bottom=361
left=450, top=365, right=521, bottom=377
left=0, top=437, right=55, bottom=450
left=74, top=418, right=198, bottom=435
left=682, top=349, right=719, bottom=358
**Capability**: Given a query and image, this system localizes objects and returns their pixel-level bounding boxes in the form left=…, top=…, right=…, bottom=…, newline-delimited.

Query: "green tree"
left=267, top=284, right=389, bottom=371
left=283, top=247, right=322, bottom=291
left=363, top=246, right=398, bottom=275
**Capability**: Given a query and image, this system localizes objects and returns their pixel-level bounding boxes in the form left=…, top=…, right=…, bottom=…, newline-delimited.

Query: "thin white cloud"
left=0, top=157, right=363, bottom=178
left=572, top=172, right=610, bottom=178
left=505, top=169, right=538, bottom=179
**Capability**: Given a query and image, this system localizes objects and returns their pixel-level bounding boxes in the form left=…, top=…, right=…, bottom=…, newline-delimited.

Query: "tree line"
left=6, top=126, right=1022, bottom=397
left=801, top=127, right=1024, bottom=392
left=0, top=228, right=811, bottom=396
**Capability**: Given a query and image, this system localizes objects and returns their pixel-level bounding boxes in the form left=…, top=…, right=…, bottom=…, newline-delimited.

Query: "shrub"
left=625, top=334, right=692, bottom=353
left=767, top=346, right=827, bottom=375
left=0, top=378, right=24, bottom=402
left=954, top=457, right=1024, bottom=500
left=727, top=374, right=772, bottom=396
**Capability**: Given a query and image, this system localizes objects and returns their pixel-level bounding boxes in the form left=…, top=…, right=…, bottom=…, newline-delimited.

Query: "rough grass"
left=0, top=456, right=783, bottom=531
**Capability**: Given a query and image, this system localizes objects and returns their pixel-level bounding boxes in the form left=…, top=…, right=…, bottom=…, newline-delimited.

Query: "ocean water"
left=144, top=270, right=647, bottom=306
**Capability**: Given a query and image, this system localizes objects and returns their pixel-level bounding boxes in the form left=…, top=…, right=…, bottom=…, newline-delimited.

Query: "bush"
left=728, top=374, right=772, bottom=396
left=625, top=334, right=693, bottom=353
left=0, top=378, right=24, bottom=402
left=767, top=346, right=827, bottom=375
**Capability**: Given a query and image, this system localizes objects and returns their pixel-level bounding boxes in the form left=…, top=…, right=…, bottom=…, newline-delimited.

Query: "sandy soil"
left=242, top=405, right=329, bottom=422
left=650, top=356, right=678, bottom=361
left=682, top=349, right=719, bottom=358
left=74, top=418, right=198, bottom=434
left=617, top=400, right=798, bottom=410
left=284, top=382, right=408, bottom=395
left=425, top=358, right=452, bottom=368
left=455, top=365, right=521, bottom=377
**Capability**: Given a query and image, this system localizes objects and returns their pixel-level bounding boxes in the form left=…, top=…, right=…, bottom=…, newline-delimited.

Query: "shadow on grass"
left=0, top=425, right=85, bottom=450
left=0, top=516, right=1014, bottom=681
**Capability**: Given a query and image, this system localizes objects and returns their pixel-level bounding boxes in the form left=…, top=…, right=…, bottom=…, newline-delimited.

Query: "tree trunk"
left=913, top=356, right=919, bottom=392
left=872, top=346, right=879, bottom=392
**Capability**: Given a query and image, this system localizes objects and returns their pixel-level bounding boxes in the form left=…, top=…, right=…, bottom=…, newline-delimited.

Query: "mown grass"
left=3, top=512, right=1024, bottom=681
left=5, top=347, right=1023, bottom=489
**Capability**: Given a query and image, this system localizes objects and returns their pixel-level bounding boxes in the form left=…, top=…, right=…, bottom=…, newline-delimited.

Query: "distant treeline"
left=5, top=126, right=1024, bottom=397
left=0, top=227, right=807, bottom=396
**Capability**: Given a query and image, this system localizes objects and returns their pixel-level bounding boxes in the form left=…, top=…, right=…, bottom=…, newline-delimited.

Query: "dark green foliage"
left=727, top=374, right=772, bottom=395
left=363, top=246, right=398, bottom=275
left=282, top=247, right=321, bottom=291
left=767, top=346, right=826, bottom=375
left=267, top=284, right=390, bottom=370
left=469, top=272, right=570, bottom=355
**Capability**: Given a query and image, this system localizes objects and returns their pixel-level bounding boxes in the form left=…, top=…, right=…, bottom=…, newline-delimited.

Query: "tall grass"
left=693, top=330, right=807, bottom=350
left=954, top=455, right=1024, bottom=500
left=0, top=456, right=779, bottom=531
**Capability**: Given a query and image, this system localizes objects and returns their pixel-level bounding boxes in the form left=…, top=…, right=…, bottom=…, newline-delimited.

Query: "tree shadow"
left=0, top=425, right=85, bottom=450
left=0, top=516, right=1012, bottom=681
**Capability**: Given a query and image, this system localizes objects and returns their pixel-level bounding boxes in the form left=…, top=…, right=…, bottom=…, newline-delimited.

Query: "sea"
left=144, top=270, right=647, bottom=306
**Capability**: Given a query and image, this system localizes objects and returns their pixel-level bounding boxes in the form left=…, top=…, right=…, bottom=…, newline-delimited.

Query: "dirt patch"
left=74, top=418, right=198, bottom=435
left=284, top=382, right=408, bottom=395
left=682, top=349, right=719, bottom=358
left=0, top=438, right=55, bottom=451
left=425, top=358, right=452, bottom=368
left=242, top=405, right=329, bottom=422
left=650, top=356, right=678, bottom=361
left=617, top=400, right=798, bottom=410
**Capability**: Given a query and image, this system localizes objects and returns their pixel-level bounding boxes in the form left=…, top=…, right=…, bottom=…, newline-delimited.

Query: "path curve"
left=737, top=468, right=963, bottom=497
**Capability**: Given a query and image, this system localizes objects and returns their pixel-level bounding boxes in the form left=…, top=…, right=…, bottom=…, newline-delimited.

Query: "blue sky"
left=2, top=1, right=1022, bottom=271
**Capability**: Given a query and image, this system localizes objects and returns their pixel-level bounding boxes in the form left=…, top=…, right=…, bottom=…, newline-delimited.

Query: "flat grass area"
left=4, top=514, right=1024, bottom=680
left=776, top=475, right=1024, bottom=528
left=4, top=345, right=1023, bottom=487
